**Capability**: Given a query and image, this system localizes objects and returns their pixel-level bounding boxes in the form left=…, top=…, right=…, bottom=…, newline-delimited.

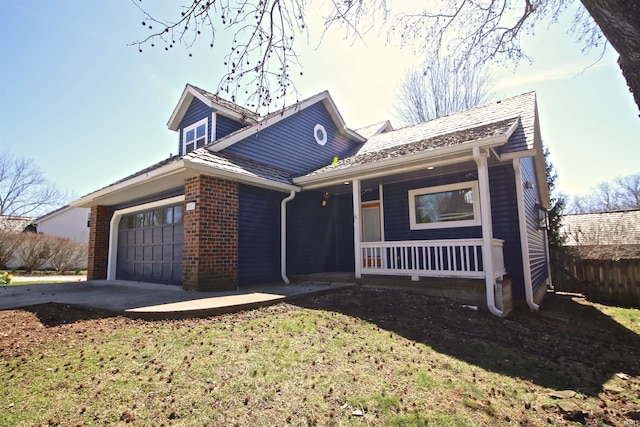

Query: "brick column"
left=182, top=175, right=239, bottom=291
left=87, top=205, right=111, bottom=281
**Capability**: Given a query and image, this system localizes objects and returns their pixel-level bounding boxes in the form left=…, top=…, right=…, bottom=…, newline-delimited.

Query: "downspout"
left=512, top=159, right=540, bottom=311
left=352, top=179, right=362, bottom=279
left=473, top=147, right=503, bottom=317
left=281, top=190, right=297, bottom=284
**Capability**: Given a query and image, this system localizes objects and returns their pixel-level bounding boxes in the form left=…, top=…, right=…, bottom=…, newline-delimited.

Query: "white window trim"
left=408, top=181, right=481, bottom=230
left=182, top=117, right=208, bottom=154
left=314, top=123, right=327, bottom=146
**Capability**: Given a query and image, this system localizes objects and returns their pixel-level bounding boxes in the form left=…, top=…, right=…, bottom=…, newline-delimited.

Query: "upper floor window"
left=408, top=181, right=481, bottom=230
left=183, top=118, right=208, bottom=154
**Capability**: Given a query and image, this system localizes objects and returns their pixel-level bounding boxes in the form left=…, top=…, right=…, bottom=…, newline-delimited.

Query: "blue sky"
left=1, top=1, right=638, bottom=206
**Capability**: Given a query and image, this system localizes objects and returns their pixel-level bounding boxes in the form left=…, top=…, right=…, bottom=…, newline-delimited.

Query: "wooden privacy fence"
left=551, top=251, right=640, bottom=307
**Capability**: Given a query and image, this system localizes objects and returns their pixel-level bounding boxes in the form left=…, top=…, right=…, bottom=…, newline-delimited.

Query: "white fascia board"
left=167, top=85, right=195, bottom=131
left=183, top=158, right=300, bottom=193
left=70, top=161, right=187, bottom=208
left=294, top=134, right=507, bottom=188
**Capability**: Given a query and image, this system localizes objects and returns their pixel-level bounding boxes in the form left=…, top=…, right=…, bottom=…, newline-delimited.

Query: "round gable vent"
left=314, top=124, right=327, bottom=146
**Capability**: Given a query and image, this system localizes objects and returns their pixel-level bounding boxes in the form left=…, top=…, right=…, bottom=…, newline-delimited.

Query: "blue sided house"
left=72, top=84, right=552, bottom=317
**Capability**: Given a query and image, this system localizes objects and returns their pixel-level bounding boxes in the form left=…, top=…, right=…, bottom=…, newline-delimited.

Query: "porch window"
left=408, top=181, right=481, bottom=230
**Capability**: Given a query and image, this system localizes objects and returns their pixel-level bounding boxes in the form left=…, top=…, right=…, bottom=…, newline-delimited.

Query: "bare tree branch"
left=568, top=173, right=640, bottom=213
left=129, top=0, right=640, bottom=113
left=0, top=151, right=71, bottom=217
left=394, top=55, right=495, bottom=125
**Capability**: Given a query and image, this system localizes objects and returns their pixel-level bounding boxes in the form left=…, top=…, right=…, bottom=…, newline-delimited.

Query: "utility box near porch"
left=495, top=278, right=513, bottom=317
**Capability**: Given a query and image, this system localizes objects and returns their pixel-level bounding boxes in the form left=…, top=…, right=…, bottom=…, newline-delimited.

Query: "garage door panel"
left=163, top=226, right=173, bottom=243
left=143, top=229, right=153, bottom=245
left=153, top=228, right=163, bottom=244
left=144, top=245, right=153, bottom=262
left=172, top=263, right=182, bottom=282
left=173, top=244, right=183, bottom=259
left=173, top=225, right=183, bottom=241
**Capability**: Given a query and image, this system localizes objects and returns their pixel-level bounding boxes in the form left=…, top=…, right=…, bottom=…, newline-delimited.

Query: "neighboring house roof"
left=355, top=120, right=394, bottom=138
left=35, top=205, right=73, bottom=223
left=0, top=215, right=35, bottom=232
left=560, top=209, right=640, bottom=246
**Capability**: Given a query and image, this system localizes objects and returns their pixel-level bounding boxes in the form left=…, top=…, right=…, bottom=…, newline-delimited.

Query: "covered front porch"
left=290, top=146, right=517, bottom=317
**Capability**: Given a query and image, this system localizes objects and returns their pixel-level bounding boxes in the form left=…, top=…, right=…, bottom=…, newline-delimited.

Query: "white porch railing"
left=360, top=239, right=505, bottom=280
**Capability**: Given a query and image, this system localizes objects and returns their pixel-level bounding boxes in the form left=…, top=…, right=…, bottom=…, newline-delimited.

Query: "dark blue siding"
left=217, top=114, right=245, bottom=140
left=362, top=187, right=380, bottom=202
left=238, top=184, right=282, bottom=286
left=520, top=157, right=549, bottom=295
left=383, top=172, right=482, bottom=241
left=488, top=165, right=525, bottom=299
left=287, top=191, right=354, bottom=274
left=224, top=102, right=361, bottom=173
left=178, top=98, right=215, bottom=155
left=335, top=194, right=355, bottom=271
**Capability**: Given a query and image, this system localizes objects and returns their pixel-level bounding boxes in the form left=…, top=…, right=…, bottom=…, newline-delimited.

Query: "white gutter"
left=294, top=134, right=507, bottom=188
left=473, top=147, right=503, bottom=318
left=512, top=159, right=540, bottom=311
left=280, top=191, right=297, bottom=284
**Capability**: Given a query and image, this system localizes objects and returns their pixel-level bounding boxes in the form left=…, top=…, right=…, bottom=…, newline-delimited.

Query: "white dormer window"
left=183, top=117, right=208, bottom=154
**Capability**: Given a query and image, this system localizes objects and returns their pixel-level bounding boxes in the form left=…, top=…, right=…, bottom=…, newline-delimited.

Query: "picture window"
left=408, top=181, right=481, bottom=230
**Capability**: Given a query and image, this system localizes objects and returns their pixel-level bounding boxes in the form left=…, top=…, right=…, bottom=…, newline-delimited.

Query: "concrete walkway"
left=0, top=280, right=353, bottom=318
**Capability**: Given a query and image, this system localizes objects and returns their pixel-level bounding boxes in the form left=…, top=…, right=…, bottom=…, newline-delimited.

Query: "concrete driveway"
left=0, top=280, right=353, bottom=318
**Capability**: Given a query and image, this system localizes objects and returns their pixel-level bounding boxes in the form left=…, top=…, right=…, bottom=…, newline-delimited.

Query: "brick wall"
left=182, top=175, right=239, bottom=291
left=87, top=205, right=111, bottom=280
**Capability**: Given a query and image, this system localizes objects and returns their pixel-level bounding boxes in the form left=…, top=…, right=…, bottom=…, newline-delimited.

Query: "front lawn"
left=1, top=287, right=638, bottom=426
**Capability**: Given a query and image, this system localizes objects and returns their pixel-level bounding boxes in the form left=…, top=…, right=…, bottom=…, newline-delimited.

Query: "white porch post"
left=352, top=179, right=362, bottom=278
left=473, top=147, right=503, bottom=317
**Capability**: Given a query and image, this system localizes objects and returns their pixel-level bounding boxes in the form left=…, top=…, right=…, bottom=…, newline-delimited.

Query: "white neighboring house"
left=35, top=206, right=90, bottom=242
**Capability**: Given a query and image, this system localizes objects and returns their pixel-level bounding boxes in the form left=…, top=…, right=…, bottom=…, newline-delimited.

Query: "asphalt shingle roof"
left=303, top=118, right=519, bottom=177
left=184, top=149, right=294, bottom=185
left=189, top=84, right=260, bottom=121
left=0, top=216, right=35, bottom=232
left=561, top=209, right=640, bottom=246
left=361, top=92, right=536, bottom=156
left=355, top=121, right=393, bottom=139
